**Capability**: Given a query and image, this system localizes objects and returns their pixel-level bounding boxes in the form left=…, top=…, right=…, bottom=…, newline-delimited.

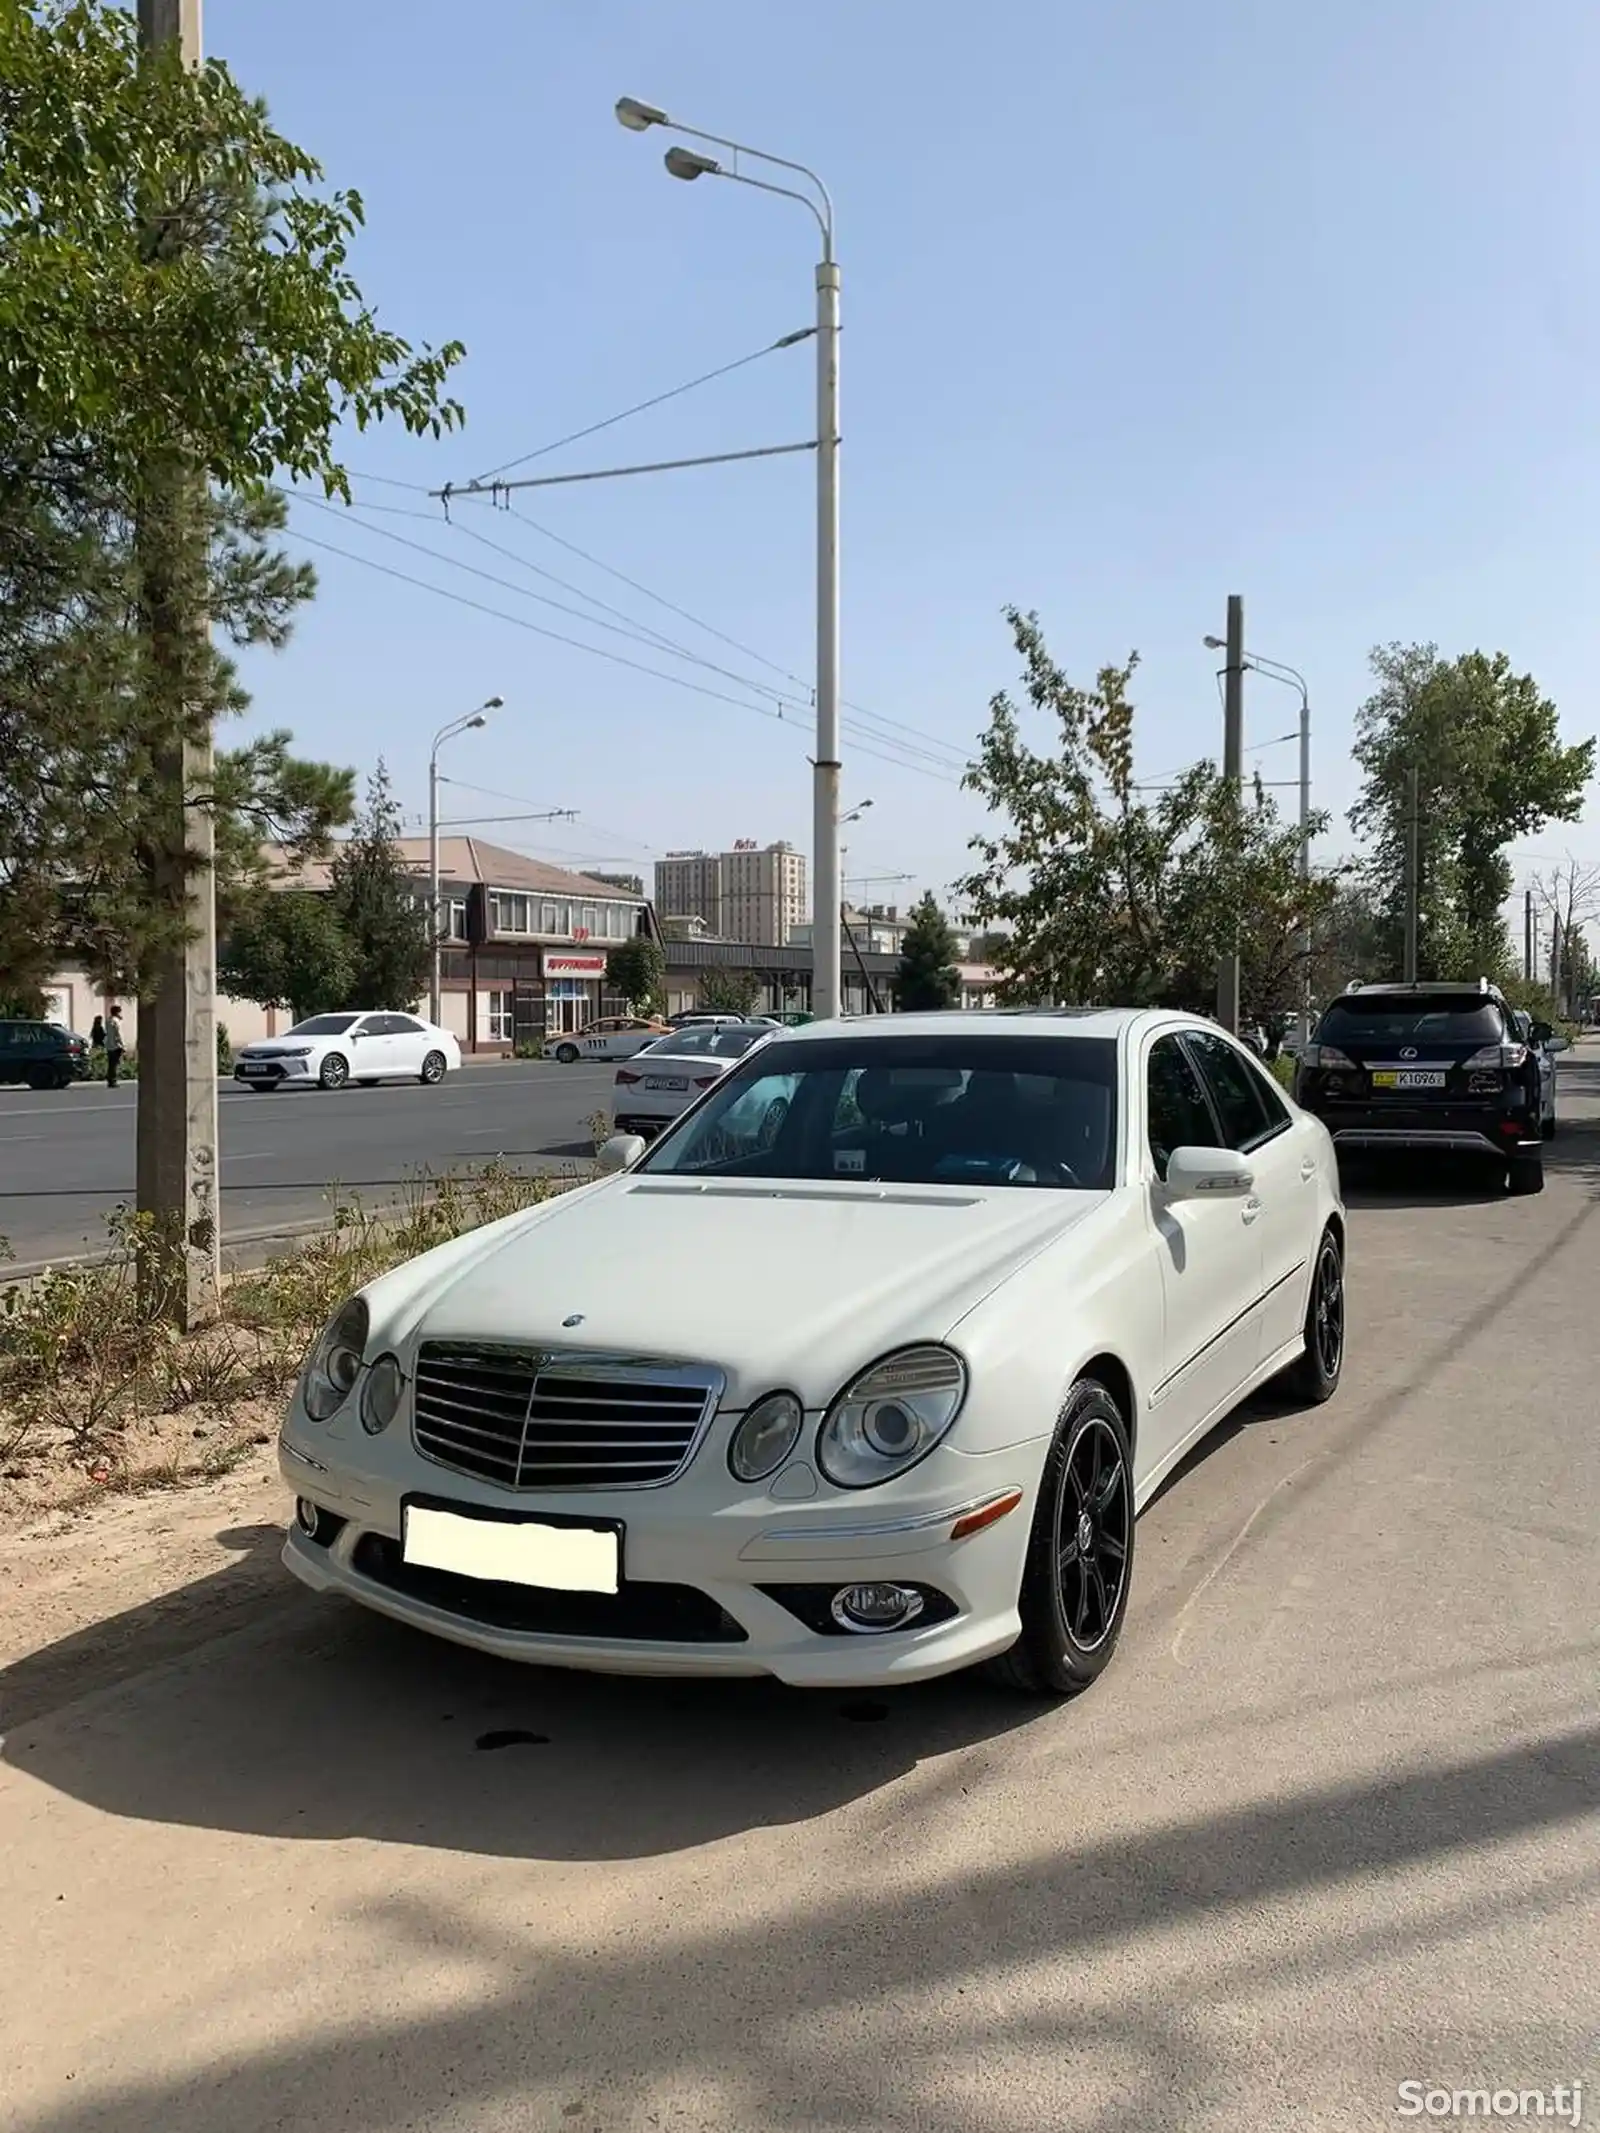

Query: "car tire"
left=420, top=1050, right=447, bottom=1086
left=1508, top=1157, right=1544, bottom=1196
left=1542, top=1113, right=1557, bottom=1139
left=554, top=1043, right=579, bottom=1065
left=1281, top=1225, right=1345, bottom=1406
left=986, top=1379, right=1134, bottom=1700
left=319, top=1054, right=349, bottom=1091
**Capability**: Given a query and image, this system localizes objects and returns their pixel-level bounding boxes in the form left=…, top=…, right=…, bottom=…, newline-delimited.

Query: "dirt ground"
left=0, top=1446, right=290, bottom=1723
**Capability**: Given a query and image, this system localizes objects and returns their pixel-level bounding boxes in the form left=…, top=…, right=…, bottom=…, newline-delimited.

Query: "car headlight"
left=727, top=1391, right=804, bottom=1482
left=360, top=1352, right=405, bottom=1435
left=817, top=1345, right=968, bottom=1489
left=282, top=1046, right=314, bottom=1059
left=302, top=1296, right=369, bottom=1421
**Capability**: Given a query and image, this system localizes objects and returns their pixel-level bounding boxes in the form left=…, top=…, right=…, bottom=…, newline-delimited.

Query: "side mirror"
left=1529, top=1021, right=1553, bottom=1044
left=597, top=1133, right=646, bottom=1175
left=1163, top=1146, right=1254, bottom=1199
left=1547, top=1033, right=1569, bottom=1052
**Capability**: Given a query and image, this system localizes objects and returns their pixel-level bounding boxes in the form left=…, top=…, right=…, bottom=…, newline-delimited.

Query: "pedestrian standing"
left=104, top=1007, right=126, bottom=1088
left=89, top=1012, right=105, bottom=1052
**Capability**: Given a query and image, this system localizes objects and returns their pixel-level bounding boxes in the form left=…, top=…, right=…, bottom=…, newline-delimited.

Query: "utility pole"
left=135, top=0, right=218, bottom=1327
left=1214, top=594, right=1244, bottom=1033
left=812, top=253, right=843, bottom=1023
left=1524, top=887, right=1534, bottom=984
left=1402, top=766, right=1420, bottom=983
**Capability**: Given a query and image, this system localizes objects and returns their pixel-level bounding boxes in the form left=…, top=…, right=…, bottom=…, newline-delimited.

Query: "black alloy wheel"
left=988, top=1379, right=1134, bottom=1698
left=1283, top=1227, right=1345, bottom=1405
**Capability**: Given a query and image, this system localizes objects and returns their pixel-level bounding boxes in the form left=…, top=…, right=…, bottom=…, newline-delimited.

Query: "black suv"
left=0, top=1019, right=91, bottom=1091
left=1294, top=979, right=1547, bottom=1195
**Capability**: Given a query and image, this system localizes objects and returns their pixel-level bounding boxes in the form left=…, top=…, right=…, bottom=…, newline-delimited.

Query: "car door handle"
left=1241, top=1197, right=1263, bottom=1224
left=1300, top=1158, right=1317, bottom=1181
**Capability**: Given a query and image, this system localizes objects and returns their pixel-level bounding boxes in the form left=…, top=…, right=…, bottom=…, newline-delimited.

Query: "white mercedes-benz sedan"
left=279, top=1009, right=1345, bottom=1698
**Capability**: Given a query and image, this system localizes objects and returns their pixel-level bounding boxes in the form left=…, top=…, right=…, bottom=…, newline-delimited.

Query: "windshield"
left=1318, top=997, right=1504, bottom=1046
left=643, top=1026, right=765, bottom=1058
left=288, top=1014, right=360, bottom=1037
left=638, top=1034, right=1119, bottom=1190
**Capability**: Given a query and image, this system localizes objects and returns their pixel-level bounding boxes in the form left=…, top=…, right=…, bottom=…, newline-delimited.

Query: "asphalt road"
left=0, top=1048, right=1597, bottom=2132
left=0, top=1061, right=615, bottom=1267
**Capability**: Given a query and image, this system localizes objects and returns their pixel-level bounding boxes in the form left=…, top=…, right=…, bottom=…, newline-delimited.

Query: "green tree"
left=1349, top=644, right=1593, bottom=980
left=0, top=1, right=460, bottom=986
left=219, top=889, right=355, bottom=1024
left=700, top=968, right=761, bottom=1016
left=327, top=764, right=431, bottom=1011
left=959, top=609, right=1335, bottom=1021
left=893, top=893, right=961, bottom=1011
left=605, top=935, right=666, bottom=1015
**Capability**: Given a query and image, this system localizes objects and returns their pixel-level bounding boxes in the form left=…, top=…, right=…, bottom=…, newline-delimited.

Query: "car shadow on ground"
left=0, top=1518, right=1045, bottom=1862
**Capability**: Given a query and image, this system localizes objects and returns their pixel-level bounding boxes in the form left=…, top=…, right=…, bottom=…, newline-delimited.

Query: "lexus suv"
left=1293, top=979, right=1547, bottom=1195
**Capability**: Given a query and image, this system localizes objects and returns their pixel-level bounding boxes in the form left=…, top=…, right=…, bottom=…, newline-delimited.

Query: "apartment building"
left=653, top=840, right=808, bottom=947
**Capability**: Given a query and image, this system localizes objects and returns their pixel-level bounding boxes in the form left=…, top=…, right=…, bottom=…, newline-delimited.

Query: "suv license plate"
left=1372, top=1069, right=1446, bottom=1090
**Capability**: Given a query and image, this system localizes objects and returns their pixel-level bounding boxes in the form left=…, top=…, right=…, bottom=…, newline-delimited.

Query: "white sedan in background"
left=549, top=1016, right=670, bottom=1066
left=609, top=1022, right=774, bottom=1138
left=234, top=1011, right=461, bottom=1092
left=279, top=1008, right=1346, bottom=1697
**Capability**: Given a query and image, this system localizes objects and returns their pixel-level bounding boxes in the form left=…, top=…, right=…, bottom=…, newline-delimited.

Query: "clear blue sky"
left=212, top=0, right=1600, bottom=936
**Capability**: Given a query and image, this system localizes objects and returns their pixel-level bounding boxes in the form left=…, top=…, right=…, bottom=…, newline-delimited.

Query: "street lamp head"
left=1203, top=636, right=1225, bottom=650
left=483, top=695, right=505, bottom=710
left=665, top=145, right=721, bottom=181
left=615, top=96, right=668, bottom=132
left=466, top=715, right=486, bottom=731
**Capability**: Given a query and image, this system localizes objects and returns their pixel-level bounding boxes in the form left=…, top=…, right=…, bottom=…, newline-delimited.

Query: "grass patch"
left=0, top=1162, right=563, bottom=1495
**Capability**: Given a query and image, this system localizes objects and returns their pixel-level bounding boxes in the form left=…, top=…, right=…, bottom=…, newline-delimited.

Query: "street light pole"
left=616, top=98, right=842, bottom=1020
left=428, top=697, right=503, bottom=1024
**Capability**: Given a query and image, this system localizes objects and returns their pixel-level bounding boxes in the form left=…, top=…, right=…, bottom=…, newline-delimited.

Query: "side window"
left=1186, top=1032, right=1284, bottom=1152
left=389, top=1015, right=425, bottom=1035
left=1146, top=1037, right=1219, bottom=1180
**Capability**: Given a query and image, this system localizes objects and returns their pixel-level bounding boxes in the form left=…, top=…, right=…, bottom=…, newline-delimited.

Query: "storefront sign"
left=542, top=951, right=607, bottom=978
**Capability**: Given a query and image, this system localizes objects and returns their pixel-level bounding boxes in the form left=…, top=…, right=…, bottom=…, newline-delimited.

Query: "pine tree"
left=894, top=894, right=961, bottom=1011
left=327, top=764, right=432, bottom=1011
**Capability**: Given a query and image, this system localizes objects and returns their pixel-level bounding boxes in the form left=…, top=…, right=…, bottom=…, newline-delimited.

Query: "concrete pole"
left=135, top=0, right=218, bottom=1327
left=1524, top=888, right=1534, bottom=984
left=1297, top=687, right=1312, bottom=1044
left=811, top=257, right=843, bottom=1023
left=1403, top=766, right=1420, bottom=983
left=1215, top=594, right=1244, bottom=1033
left=428, top=748, right=442, bottom=1025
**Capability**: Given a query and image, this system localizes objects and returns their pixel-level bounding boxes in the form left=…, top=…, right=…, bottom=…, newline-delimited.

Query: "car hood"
left=375, top=1177, right=1108, bottom=1408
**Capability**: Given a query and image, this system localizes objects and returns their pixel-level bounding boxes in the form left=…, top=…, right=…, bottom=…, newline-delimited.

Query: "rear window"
left=1317, top=997, right=1504, bottom=1045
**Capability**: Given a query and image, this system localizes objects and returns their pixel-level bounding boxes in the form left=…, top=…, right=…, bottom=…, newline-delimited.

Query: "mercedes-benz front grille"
left=411, top=1344, right=722, bottom=1490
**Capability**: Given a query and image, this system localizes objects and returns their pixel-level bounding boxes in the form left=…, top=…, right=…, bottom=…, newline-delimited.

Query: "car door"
left=348, top=1013, right=402, bottom=1079
left=1184, top=1030, right=1310, bottom=1360
left=383, top=1014, right=432, bottom=1077
left=1142, top=1031, right=1266, bottom=1462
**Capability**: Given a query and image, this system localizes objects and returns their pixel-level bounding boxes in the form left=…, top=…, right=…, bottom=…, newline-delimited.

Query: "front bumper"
left=235, top=1057, right=314, bottom=1087
left=278, top=1423, right=1041, bottom=1688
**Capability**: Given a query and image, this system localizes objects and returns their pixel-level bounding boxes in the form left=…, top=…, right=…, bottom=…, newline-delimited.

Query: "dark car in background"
left=0, top=1019, right=90, bottom=1091
left=1293, top=979, right=1547, bottom=1195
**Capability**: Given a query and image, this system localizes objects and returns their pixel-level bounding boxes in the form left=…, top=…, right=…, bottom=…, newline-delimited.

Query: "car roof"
left=759, top=1007, right=1212, bottom=1046
left=1336, top=979, right=1501, bottom=998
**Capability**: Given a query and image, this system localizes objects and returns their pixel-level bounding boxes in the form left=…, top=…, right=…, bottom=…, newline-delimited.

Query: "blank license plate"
left=403, top=1505, right=619, bottom=1593
left=239, top=1063, right=272, bottom=1075
left=644, top=1075, right=688, bottom=1091
left=1372, top=1070, right=1446, bottom=1090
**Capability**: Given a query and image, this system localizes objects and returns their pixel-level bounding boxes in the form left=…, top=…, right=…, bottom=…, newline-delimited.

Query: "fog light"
left=830, top=1582, right=925, bottom=1634
left=296, top=1497, right=320, bottom=1535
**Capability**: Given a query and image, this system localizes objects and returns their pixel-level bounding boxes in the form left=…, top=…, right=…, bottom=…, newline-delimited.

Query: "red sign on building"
left=542, top=951, right=607, bottom=979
